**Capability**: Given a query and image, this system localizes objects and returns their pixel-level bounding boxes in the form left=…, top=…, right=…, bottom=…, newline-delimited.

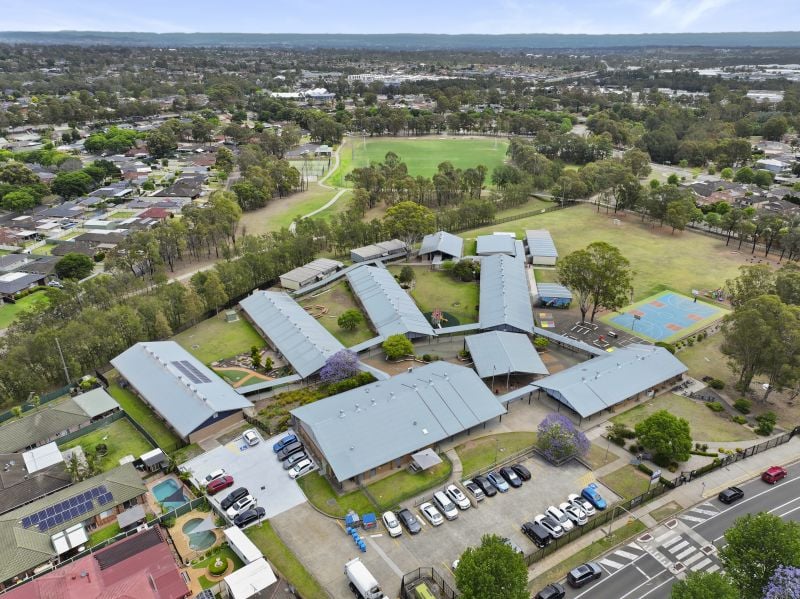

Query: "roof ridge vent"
left=339, top=410, right=345, bottom=418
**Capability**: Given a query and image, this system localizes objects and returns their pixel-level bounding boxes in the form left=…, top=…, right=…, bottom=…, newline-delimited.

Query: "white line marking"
left=692, top=477, right=800, bottom=529
left=691, top=508, right=718, bottom=516
left=631, top=576, right=675, bottom=599
left=367, top=537, right=404, bottom=578
left=661, top=534, right=681, bottom=547
left=668, top=540, right=689, bottom=553
left=655, top=531, right=676, bottom=543
left=675, top=547, right=697, bottom=560
left=600, top=558, right=624, bottom=570
left=614, top=549, right=639, bottom=560
left=776, top=504, right=800, bottom=518
left=635, top=566, right=650, bottom=579
left=707, top=564, right=720, bottom=573
left=683, top=552, right=705, bottom=566
left=628, top=542, right=642, bottom=551
left=691, top=558, right=712, bottom=571
left=679, top=514, right=706, bottom=523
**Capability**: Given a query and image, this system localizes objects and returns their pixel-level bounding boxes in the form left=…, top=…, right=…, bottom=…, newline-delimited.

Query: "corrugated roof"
left=111, top=342, right=251, bottom=438
left=72, top=388, right=119, bottom=419
left=419, top=231, right=463, bottom=259
left=465, top=331, right=549, bottom=378
left=525, top=230, right=558, bottom=258
left=291, top=362, right=505, bottom=481
left=280, top=258, right=342, bottom=285
left=0, top=398, right=90, bottom=454
left=476, top=234, right=517, bottom=256
left=479, top=254, right=534, bottom=334
left=347, top=266, right=435, bottom=338
left=536, top=283, right=573, bottom=300
left=240, top=291, right=344, bottom=378
left=351, top=239, right=407, bottom=260
left=534, top=344, right=688, bottom=418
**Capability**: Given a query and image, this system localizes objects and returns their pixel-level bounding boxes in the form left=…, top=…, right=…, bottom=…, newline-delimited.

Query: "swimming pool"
left=182, top=517, right=216, bottom=551
left=152, top=478, right=188, bottom=510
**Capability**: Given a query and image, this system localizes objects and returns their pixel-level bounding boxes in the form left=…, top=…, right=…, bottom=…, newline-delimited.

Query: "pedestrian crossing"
left=677, top=502, right=720, bottom=526
left=597, top=542, right=647, bottom=572
left=654, top=529, right=721, bottom=576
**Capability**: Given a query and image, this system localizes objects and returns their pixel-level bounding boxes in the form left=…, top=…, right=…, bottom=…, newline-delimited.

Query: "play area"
left=604, top=291, right=727, bottom=342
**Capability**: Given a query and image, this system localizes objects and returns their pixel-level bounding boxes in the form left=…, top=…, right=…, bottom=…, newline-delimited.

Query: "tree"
left=319, top=350, right=360, bottom=383
left=763, top=565, right=800, bottom=599
left=622, top=148, right=652, bottom=178
left=399, top=265, right=415, bottom=284
left=726, top=264, right=776, bottom=308
left=536, top=414, right=590, bottom=464
left=0, top=190, right=37, bottom=211
left=557, top=242, right=633, bottom=323
left=720, top=167, right=734, bottom=180
left=382, top=334, right=414, bottom=360
left=250, top=346, right=262, bottom=370
left=754, top=169, right=774, bottom=188
left=634, top=410, right=692, bottom=465
left=55, top=253, right=94, bottom=280
left=667, top=173, right=679, bottom=185
left=734, top=167, right=755, bottom=184
left=337, top=309, right=363, bottom=331
left=776, top=264, right=800, bottom=305
left=199, top=271, right=228, bottom=313
left=762, top=116, right=789, bottom=141
left=455, top=534, right=528, bottom=599
left=384, top=201, right=436, bottom=245
left=51, top=171, right=93, bottom=198
left=670, top=571, right=738, bottom=599
left=665, top=197, right=700, bottom=233
left=147, top=125, right=178, bottom=158
left=720, top=512, right=800, bottom=599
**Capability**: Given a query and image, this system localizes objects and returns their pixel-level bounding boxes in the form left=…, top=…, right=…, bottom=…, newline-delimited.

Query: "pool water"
left=152, top=478, right=189, bottom=510
left=182, top=517, right=216, bottom=551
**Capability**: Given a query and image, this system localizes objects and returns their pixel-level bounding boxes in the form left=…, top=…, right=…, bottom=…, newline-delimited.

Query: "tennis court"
left=604, top=291, right=727, bottom=342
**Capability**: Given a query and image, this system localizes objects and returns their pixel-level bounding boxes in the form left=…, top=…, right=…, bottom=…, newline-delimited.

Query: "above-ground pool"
left=182, top=517, right=216, bottom=551
left=152, top=478, right=189, bottom=510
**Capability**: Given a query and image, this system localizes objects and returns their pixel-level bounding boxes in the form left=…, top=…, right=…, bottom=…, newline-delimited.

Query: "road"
left=551, top=462, right=800, bottom=599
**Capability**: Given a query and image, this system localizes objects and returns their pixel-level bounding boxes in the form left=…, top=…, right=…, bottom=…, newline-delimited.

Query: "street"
left=554, top=461, right=800, bottom=599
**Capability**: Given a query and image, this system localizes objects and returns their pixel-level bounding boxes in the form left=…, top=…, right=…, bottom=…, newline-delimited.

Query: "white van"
left=433, top=491, right=459, bottom=520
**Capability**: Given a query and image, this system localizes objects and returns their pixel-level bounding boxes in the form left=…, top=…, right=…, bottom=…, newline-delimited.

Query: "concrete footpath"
left=528, top=433, right=800, bottom=580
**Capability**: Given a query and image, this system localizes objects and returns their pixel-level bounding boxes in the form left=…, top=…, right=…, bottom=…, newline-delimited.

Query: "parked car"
left=486, top=471, right=509, bottom=493
left=718, top=486, right=744, bottom=504
left=47, top=280, right=64, bottom=289
left=276, top=441, right=304, bottom=461
left=445, top=484, right=471, bottom=510
left=234, top=506, right=265, bottom=528
left=282, top=451, right=308, bottom=470
left=546, top=505, right=575, bottom=532
left=420, top=502, right=444, bottom=526
left=762, top=466, right=788, bottom=484
left=288, top=458, right=315, bottom=479
left=202, top=468, right=226, bottom=486
left=522, top=521, right=552, bottom=548
left=499, top=466, right=523, bottom=488
left=502, top=537, right=524, bottom=555
left=463, top=479, right=486, bottom=501
left=473, top=475, right=497, bottom=497
left=206, top=475, right=234, bottom=495
left=567, top=493, right=596, bottom=517
left=559, top=501, right=588, bottom=526
left=226, top=494, right=256, bottom=518
left=567, top=562, right=602, bottom=588
left=220, top=487, right=249, bottom=511
left=382, top=511, right=402, bottom=537
left=397, top=508, right=421, bottom=534
left=581, top=486, right=607, bottom=510
left=242, top=429, right=260, bottom=446
left=511, top=463, right=532, bottom=481
left=535, top=583, right=566, bottom=599
left=432, top=491, right=459, bottom=520
left=272, top=433, right=297, bottom=453
left=533, top=514, right=564, bottom=538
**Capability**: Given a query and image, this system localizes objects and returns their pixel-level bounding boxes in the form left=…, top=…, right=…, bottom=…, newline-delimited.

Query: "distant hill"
left=0, top=31, right=799, bottom=49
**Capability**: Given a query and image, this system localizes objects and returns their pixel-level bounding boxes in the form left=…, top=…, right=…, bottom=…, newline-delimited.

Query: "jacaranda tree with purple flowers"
left=319, top=350, right=360, bottom=383
left=764, top=565, right=800, bottom=599
left=536, top=414, right=590, bottom=464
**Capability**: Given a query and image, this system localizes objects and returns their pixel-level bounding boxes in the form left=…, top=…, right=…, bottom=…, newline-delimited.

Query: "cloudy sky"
left=1, top=0, right=796, bottom=34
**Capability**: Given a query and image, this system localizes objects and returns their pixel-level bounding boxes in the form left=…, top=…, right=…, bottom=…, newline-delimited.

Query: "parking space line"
left=367, top=537, right=405, bottom=578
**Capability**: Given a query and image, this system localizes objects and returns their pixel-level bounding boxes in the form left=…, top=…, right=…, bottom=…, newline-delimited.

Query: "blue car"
left=581, top=486, right=607, bottom=510
left=487, top=471, right=509, bottom=493
left=272, top=433, right=297, bottom=453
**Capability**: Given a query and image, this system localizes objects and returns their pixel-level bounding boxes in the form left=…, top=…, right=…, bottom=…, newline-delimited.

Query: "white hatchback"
left=445, top=484, right=471, bottom=510
left=382, top=511, right=403, bottom=537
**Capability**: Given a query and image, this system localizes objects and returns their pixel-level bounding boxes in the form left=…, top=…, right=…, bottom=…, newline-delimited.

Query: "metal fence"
left=54, top=409, right=125, bottom=445
left=400, top=567, right=458, bottom=599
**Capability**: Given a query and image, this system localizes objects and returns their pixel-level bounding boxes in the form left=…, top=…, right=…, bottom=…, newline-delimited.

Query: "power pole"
left=55, top=337, right=71, bottom=386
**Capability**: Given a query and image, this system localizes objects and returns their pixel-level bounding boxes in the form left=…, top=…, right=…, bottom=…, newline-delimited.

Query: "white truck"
left=344, top=557, right=388, bottom=599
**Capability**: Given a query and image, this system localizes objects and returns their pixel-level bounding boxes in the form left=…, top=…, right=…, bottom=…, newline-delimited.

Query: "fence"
left=439, top=200, right=575, bottom=235
left=400, top=567, right=458, bottom=599
left=54, top=409, right=125, bottom=445
left=0, top=384, right=72, bottom=425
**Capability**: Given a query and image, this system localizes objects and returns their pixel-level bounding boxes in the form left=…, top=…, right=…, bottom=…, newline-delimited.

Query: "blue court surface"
left=606, top=291, right=726, bottom=342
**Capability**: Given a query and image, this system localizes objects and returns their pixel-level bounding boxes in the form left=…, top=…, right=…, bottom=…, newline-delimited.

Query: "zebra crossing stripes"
left=660, top=533, right=681, bottom=547
left=691, top=558, right=713, bottom=571
left=683, top=552, right=705, bottom=566
left=594, top=543, right=647, bottom=572
left=678, top=503, right=720, bottom=525
left=599, top=558, right=625, bottom=570
left=614, top=549, right=639, bottom=560
left=675, top=546, right=696, bottom=560
left=669, top=540, right=689, bottom=553
left=678, top=514, right=706, bottom=523
left=706, top=564, right=720, bottom=573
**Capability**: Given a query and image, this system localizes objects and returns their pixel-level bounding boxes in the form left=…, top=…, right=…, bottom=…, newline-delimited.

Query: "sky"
left=1, top=0, right=797, bottom=35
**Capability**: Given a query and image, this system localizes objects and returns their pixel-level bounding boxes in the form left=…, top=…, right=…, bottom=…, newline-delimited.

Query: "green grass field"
left=455, top=432, right=538, bottom=477
left=0, top=290, right=51, bottom=329
left=295, top=472, right=375, bottom=518
left=387, top=266, right=478, bottom=325
left=299, top=280, right=374, bottom=347
left=107, top=382, right=183, bottom=451
left=172, top=313, right=265, bottom=364
left=328, top=136, right=509, bottom=187
left=599, top=465, right=652, bottom=501
left=463, top=204, right=753, bottom=302
left=59, top=417, right=153, bottom=472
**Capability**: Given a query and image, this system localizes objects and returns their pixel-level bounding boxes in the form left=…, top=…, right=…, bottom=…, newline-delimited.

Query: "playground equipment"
left=431, top=308, right=448, bottom=328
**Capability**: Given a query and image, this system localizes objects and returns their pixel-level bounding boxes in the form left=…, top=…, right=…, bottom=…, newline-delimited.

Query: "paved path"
left=288, top=139, right=347, bottom=233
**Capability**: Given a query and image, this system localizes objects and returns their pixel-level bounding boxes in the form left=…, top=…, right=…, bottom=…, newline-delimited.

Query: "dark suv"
left=717, top=486, right=744, bottom=504
left=567, top=562, right=602, bottom=588
left=276, top=441, right=304, bottom=461
left=473, top=475, right=497, bottom=497
left=522, top=521, right=551, bottom=548
left=220, top=487, right=249, bottom=511
left=535, top=583, right=565, bottom=599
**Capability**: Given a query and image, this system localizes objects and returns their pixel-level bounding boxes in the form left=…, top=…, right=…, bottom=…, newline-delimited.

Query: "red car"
left=206, top=475, right=234, bottom=495
left=762, top=466, right=787, bottom=484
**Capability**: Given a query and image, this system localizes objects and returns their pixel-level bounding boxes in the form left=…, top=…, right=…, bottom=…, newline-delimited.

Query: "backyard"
left=172, top=312, right=265, bottom=364
left=298, top=280, right=374, bottom=346
left=387, top=265, right=479, bottom=326
left=455, top=431, right=537, bottom=477
left=107, top=381, right=183, bottom=451
left=0, top=290, right=50, bottom=329
left=58, top=417, right=153, bottom=472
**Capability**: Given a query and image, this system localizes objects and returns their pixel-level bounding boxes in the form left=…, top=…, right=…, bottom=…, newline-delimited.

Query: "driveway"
left=179, top=428, right=307, bottom=523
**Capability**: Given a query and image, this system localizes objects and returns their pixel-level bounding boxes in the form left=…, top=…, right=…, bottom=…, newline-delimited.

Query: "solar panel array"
left=20, top=485, right=113, bottom=533
left=171, top=360, right=212, bottom=384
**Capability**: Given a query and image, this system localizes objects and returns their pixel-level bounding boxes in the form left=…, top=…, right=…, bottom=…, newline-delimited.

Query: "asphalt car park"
left=180, top=428, right=307, bottom=523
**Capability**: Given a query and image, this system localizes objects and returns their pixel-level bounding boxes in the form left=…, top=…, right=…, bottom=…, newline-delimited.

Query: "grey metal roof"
left=536, top=283, right=573, bottom=300
left=419, top=231, right=463, bottom=259
left=0, top=272, right=45, bottom=295
left=347, top=266, right=435, bottom=338
left=291, top=361, right=505, bottom=481
left=465, top=331, right=549, bottom=378
left=534, top=344, right=688, bottom=418
left=525, top=230, right=558, bottom=258
left=72, top=388, right=119, bottom=419
left=351, top=239, right=408, bottom=261
left=240, top=291, right=344, bottom=378
left=476, top=234, right=517, bottom=256
left=280, top=258, right=342, bottom=285
left=533, top=327, right=607, bottom=357
left=479, top=254, right=534, bottom=334
left=0, top=398, right=91, bottom=454
left=111, top=341, right=251, bottom=438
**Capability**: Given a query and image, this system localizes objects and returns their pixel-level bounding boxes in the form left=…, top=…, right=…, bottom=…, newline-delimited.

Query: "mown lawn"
left=295, top=472, right=375, bottom=518
left=455, top=432, right=537, bottom=477
left=599, top=465, right=652, bottom=501
left=59, top=418, right=153, bottom=472
left=172, top=313, right=265, bottom=364
left=584, top=442, right=621, bottom=470
left=0, top=290, right=51, bottom=329
left=107, top=382, right=183, bottom=451
left=191, top=546, right=244, bottom=589
left=88, top=522, right=121, bottom=546
left=388, top=266, right=479, bottom=325
left=299, top=280, right=374, bottom=347
left=246, top=522, right=328, bottom=599
left=367, top=458, right=452, bottom=510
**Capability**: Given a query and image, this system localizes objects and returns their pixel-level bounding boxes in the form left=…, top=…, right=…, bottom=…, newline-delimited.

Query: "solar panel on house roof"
left=171, top=360, right=212, bottom=384
left=22, top=485, right=108, bottom=531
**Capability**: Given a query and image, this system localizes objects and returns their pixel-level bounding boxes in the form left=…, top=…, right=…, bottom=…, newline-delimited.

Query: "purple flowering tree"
left=319, top=350, right=360, bottom=383
left=536, top=414, right=590, bottom=464
left=764, top=565, right=800, bottom=599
